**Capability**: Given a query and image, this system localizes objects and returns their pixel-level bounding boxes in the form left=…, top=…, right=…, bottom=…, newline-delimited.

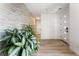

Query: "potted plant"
left=0, top=25, right=39, bottom=56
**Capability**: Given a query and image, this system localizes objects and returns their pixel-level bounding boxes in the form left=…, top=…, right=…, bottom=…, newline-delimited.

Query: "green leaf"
left=0, top=46, right=10, bottom=53
left=34, top=43, right=39, bottom=51
left=22, top=37, right=25, bottom=45
left=22, top=49, right=26, bottom=56
left=12, top=37, right=16, bottom=44
left=0, top=35, right=11, bottom=42
left=27, top=46, right=32, bottom=55
left=8, top=46, right=15, bottom=55
left=17, top=34, right=22, bottom=40
left=32, top=39, right=37, bottom=44
left=31, top=37, right=36, bottom=40
left=5, top=29, right=13, bottom=34
left=9, top=47, right=20, bottom=56
left=27, top=46, right=32, bottom=52
left=28, top=39, right=34, bottom=50
left=26, top=49, right=29, bottom=56
left=13, top=28, right=18, bottom=34
left=14, top=42, right=23, bottom=47
left=25, top=42, right=28, bottom=48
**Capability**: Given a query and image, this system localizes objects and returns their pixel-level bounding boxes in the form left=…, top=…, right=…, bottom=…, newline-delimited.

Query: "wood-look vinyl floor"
left=34, top=39, right=77, bottom=56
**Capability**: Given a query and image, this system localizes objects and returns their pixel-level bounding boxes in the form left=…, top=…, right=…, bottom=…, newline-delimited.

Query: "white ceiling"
left=25, top=3, right=69, bottom=17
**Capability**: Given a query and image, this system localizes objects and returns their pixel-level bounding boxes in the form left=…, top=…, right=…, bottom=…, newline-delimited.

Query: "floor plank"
left=34, top=39, right=77, bottom=56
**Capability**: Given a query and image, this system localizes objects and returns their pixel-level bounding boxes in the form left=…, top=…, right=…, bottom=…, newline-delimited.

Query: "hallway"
left=34, top=40, right=77, bottom=56
left=0, top=3, right=79, bottom=56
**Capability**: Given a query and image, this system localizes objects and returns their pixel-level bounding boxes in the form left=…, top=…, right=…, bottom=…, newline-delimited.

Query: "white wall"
left=41, top=13, right=60, bottom=39
left=70, top=3, right=79, bottom=55
left=0, top=3, right=32, bottom=36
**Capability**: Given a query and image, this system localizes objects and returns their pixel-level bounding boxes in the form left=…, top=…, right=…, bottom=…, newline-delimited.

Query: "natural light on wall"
left=35, top=16, right=40, bottom=20
left=30, top=17, right=36, bottom=25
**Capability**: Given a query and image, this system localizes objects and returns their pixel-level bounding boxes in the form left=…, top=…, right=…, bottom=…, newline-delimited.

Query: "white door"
left=41, top=13, right=59, bottom=39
